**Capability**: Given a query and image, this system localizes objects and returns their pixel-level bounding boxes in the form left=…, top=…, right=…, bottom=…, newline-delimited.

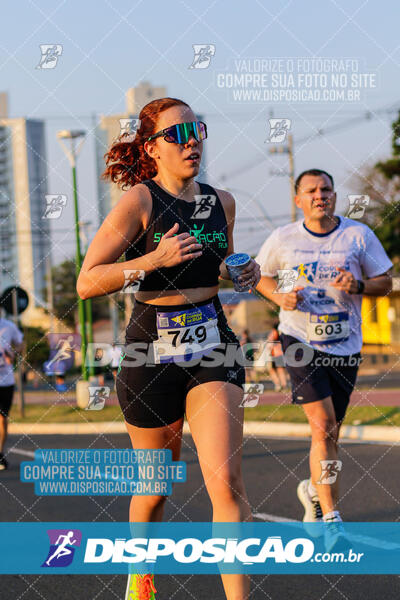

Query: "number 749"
left=167, top=325, right=207, bottom=347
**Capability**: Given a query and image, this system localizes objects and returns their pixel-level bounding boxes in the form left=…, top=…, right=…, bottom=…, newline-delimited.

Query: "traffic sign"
left=0, top=286, right=29, bottom=315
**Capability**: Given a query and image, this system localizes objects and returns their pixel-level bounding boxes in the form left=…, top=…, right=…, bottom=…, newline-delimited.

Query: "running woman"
left=77, top=98, right=260, bottom=600
left=255, top=169, right=392, bottom=548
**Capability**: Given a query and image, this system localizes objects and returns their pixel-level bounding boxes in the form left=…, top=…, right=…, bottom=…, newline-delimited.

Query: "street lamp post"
left=269, top=134, right=296, bottom=222
left=56, top=129, right=88, bottom=381
left=79, top=221, right=95, bottom=378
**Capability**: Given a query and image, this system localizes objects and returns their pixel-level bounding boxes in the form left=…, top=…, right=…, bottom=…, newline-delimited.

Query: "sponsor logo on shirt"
left=171, top=314, right=187, bottom=326
left=153, top=229, right=228, bottom=248
left=307, top=289, right=335, bottom=306
left=293, top=261, right=350, bottom=283
left=293, top=261, right=318, bottom=283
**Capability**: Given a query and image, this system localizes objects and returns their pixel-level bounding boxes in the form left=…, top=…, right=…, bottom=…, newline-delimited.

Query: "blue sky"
left=1, top=0, right=400, bottom=263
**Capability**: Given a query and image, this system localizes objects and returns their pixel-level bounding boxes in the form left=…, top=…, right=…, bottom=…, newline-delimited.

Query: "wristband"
left=355, top=279, right=365, bottom=294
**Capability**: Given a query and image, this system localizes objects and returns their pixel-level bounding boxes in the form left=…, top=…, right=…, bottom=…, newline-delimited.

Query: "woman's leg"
left=186, top=381, right=251, bottom=600
left=125, top=418, right=184, bottom=522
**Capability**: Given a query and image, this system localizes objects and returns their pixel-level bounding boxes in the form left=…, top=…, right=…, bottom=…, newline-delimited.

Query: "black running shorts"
left=280, top=333, right=361, bottom=423
left=117, top=295, right=245, bottom=428
left=0, top=385, right=15, bottom=417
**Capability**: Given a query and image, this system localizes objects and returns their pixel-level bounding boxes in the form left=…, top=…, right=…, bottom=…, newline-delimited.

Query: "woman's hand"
left=237, top=258, right=261, bottom=289
left=152, top=223, right=203, bottom=268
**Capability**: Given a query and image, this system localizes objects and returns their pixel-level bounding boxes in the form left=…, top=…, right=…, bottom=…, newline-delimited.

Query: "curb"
left=8, top=421, right=400, bottom=443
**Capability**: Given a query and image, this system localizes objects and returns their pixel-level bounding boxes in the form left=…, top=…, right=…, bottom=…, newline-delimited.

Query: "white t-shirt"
left=0, top=318, right=23, bottom=386
left=110, top=345, right=123, bottom=368
left=255, top=216, right=393, bottom=356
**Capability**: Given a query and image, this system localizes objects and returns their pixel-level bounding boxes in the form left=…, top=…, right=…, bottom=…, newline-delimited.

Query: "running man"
left=0, top=315, right=23, bottom=470
left=77, top=97, right=260, bottom=600
left=44, top=335, right=75, bottom=372
left=255, top=169, right=392, bottom=547
left=45, top=531, right=77, bottom=566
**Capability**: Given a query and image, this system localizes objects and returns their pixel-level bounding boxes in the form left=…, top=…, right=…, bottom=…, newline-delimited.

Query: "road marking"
left=253, top=512, right=299, bottom=523
left=253, top=513, right=400, bottom=549
left=347, top=533, right=400, bottom=550
left=246, top=435, right=399, bottom=446
left=9, top=448, right=35, bottom=458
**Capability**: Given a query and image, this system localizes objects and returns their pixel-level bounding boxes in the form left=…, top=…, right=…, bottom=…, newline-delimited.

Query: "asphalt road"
left=0, top=434, right=399, bottom=599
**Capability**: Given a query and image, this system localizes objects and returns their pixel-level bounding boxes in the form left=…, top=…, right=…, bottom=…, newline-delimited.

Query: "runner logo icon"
left=317, top=460, right=343, bottom=485
left=86, top=386, right=110, bottom=411
left=119, top=118, right=141, bottom=141
left=275, top=269, right=299, bottom=293
left=191, top=195, right=216, bottom=219
left=267, top=118, right=291, bottom=143
left=347, top=195, right=369, bottom=219
left=42, top=529, right=82, bottom=567
left=36, top=44, right=63, bottom=69
left=188, top=44, right=216, bottom=69
left=122, top=269, right=145, bottom=293
left=42, top=195, right=67, bottom=219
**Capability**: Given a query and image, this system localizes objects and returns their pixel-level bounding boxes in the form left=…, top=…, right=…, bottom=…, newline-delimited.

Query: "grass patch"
left=245, top=404, right=400, bottom=426
left=8, top=403, right=400, bottom=427
left=9, top=403, right=123, bottom=424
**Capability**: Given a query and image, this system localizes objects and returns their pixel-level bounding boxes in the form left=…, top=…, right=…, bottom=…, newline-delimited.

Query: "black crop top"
left=125, top=179, right=229, bottom=291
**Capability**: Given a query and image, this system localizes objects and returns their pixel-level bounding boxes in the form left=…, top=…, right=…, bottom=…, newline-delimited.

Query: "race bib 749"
left=153, top=303, right=221, bottom=363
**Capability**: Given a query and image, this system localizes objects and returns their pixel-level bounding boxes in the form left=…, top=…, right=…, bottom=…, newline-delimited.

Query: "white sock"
left=308, top=480, right=317, bottom=499
left=323, top=510, right=342, bottom=522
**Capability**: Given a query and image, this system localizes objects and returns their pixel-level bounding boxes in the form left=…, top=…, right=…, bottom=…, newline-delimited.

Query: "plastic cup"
left=225, top=253, right=252, bottom=292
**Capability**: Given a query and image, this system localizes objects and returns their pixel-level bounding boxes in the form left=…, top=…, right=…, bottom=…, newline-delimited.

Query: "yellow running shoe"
left=125, top=573, right=157, bottom=600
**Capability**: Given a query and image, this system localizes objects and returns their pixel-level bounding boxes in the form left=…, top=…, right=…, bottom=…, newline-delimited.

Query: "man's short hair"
left=295, top=169, right=334, bottom=194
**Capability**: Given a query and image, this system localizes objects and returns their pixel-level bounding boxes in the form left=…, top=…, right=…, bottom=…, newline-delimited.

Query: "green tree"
left=376, top=111, right=400, bottom=179
left=43, top=259, right=111, bottom=329
left=350, top=112, right=400, bottom=272
left=22, top=326, right=49, bottom=371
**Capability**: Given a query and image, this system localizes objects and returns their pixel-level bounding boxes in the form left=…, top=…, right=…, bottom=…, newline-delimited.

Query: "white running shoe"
left=324, top=519, right=351, bottom=553
left=297, top=479, right=323, bottom=537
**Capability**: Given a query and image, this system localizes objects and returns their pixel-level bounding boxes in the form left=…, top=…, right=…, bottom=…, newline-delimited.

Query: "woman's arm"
left=77, top=185, right=159, bottom=299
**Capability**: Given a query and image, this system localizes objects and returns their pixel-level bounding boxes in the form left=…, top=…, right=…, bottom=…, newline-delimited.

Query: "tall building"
left=95, top=81, right=207, bottom=223
left=0, top=93, right=51, bottom=327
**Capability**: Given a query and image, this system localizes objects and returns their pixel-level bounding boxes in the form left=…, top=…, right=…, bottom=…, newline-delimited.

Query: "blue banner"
left=0, top=522, right=399, bottom=574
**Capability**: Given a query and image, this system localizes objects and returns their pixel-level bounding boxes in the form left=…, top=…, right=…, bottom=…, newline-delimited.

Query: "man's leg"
left=269, top=365, right=281, bottom=391
left=277, top=366, right=288, bottom=388
left=0, top=386, right=14, bottom=469
left=302, top=396, right=339, bottom=516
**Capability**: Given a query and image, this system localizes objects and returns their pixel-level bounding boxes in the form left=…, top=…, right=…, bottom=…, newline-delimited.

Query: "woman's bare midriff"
left=135, top=285, right=219, bottom=305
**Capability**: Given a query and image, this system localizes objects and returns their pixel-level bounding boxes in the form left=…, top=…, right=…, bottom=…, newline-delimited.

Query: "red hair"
left=101, top=97, right=190, bottom=190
